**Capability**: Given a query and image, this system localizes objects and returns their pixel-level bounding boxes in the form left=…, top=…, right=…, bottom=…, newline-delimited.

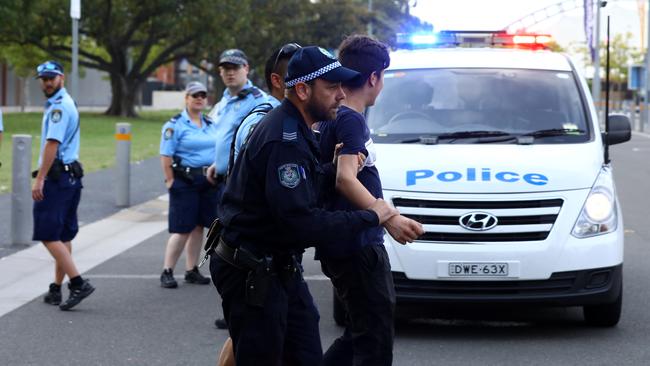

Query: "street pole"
left=70, top=0, right=80, bottom=100
left=639, top=0, right=650, bottom=132
left=10, top=135, right=32, bottom=246
left=367, top=0, right=373, bottom=36
left=115, top=123, right=132, bottom=207
left=592, top=0, right=603, bottom=113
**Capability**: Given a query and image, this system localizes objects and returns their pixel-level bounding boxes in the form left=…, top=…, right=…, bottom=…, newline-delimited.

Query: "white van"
left=334, top=31, right=632, bottom=327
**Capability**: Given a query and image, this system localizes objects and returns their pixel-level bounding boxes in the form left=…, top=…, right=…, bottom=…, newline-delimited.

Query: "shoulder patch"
left=164, top=128, right=174, bottom=140
left=50, top=109, right=63, bottom=123
left=278, top=163, right=301, bottom=188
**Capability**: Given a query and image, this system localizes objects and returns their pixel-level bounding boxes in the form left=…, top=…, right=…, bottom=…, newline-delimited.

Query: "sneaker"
left=185, top=266, right=210, bottom=285
left=43, top=283, right=62, bottom=305
left=215, top=318, right=228, bottom=329
left=59, top=280, right=95, bottom=311
left=160, top=269, right=178, bottom=288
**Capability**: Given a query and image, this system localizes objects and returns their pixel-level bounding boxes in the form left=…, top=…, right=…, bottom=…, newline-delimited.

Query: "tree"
left=0, top=44, right=48, bottom=111
left=0, top=0, right=243, bottom=117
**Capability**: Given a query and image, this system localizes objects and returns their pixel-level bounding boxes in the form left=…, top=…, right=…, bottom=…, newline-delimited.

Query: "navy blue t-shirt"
left=318, top=106, right=384, bottom=257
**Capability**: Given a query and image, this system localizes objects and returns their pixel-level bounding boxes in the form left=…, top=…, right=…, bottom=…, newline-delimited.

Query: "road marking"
left=0, top=197, right=168, bottom=318
left=83, top=274, right=331, bottom=281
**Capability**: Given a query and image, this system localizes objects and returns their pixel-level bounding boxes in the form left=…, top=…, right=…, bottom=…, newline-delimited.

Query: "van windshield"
left=367, top=68, right=591, bottom=144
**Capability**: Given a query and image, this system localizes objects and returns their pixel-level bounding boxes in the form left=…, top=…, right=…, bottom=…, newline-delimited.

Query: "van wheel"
left=333, top=290, right=347, bottom=327
left=583, top=290, right=622, bottom=327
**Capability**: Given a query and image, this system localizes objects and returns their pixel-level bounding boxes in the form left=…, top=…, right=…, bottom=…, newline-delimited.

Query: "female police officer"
left=159, top=81, right=217, bottom=288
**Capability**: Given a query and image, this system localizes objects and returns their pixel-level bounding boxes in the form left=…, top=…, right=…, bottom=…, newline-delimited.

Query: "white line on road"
left=84, top=274, right=330, bottom=281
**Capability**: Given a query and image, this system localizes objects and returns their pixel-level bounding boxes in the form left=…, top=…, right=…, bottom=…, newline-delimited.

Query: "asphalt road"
left=1, top=134, right=649, bottom=365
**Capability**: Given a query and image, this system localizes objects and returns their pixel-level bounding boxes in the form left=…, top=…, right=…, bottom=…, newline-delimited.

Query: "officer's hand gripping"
left=367, top=198, right=399, bottom=225
left=384, top=215, right=425, bottom=245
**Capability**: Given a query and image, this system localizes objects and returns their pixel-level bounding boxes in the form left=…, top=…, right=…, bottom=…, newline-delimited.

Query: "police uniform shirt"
left=208, top=80, right=267, bottom=174
left=318, top=105, right=384, bottom=258
left=38, top=88, right=79, bottom=166
left=159, top=109, right=217, bottom=168
left=220, top=99, right=379, bottom=255
left=233, top=95, right=280, bottom=162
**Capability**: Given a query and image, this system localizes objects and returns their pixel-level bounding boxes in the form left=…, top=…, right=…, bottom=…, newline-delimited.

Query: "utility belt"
left=171, top=158, right=210, bottom=183
left=199, top=218, right=302, bottom=307
left=32, top=159, right=84, bottom=180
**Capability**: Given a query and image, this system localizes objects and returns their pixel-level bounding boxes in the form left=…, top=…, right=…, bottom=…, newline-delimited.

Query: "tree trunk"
left=105, top=74, right=142, bottom=117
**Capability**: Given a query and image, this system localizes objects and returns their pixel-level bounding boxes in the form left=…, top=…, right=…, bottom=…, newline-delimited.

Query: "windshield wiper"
left=398, top=136, right=439, bottom=144
left=521, top=128, right=586, bottom=138
left=437, top=130, right=512, bottom=139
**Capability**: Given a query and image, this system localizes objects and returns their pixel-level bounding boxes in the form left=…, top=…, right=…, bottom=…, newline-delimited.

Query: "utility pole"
left=592, top=1, right=605, bottom=109
left=643, top=0, right=650, bottom=132
left=367, top=0, right=373, bottom=36
left=70, top=0, right=80, bottom=100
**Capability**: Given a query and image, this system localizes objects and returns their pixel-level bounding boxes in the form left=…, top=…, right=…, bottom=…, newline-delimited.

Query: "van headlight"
left=572, top=167, right=617, bottom=238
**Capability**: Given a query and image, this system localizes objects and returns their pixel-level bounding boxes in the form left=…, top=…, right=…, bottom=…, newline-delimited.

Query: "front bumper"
left=393, top=264, right=622, bottom=307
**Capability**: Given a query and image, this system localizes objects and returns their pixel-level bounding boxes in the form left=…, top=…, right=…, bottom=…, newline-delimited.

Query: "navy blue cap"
left=36, top=60, right=64, bottom=78
left=218, top=49, right=248, bottom=66
left=285, top=46, right=360, bottom=88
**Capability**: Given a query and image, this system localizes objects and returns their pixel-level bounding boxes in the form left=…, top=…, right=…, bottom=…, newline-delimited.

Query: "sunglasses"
left=37, top=63, right=60, bottom=73
left=272, top=43, right=301, bottom=73
left=191, top=92, right=207, bottom=99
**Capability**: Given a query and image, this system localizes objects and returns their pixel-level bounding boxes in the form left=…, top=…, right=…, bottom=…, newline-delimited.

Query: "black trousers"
left=320, top=244, right=396, bottom=366
left=210, top=255, right=322, bottom=366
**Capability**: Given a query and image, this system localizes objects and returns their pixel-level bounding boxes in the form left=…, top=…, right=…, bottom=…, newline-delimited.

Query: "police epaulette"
left=53, top=96, right=63, bottom=104
left=203, top=114, right=214, bottom=124
left=168, top=113, right=182, bottom=124
left=250, top=87, right=263, bottom=98
left=282, top=117, right=298, bottom=143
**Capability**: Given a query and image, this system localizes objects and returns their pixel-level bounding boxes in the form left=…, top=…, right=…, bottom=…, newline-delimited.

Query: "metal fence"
left=595, top=100, right=649, bottom=133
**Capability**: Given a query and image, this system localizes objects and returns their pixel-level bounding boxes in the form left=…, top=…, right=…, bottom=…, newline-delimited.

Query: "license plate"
left=448, top=262, right=509, bottom=277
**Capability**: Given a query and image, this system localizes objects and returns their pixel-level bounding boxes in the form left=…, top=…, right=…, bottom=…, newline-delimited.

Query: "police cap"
left=285, top=46, right=360, bottom=88
left=219, top=49, right=248, bottom=66
left=36, top=60, right=64, bottom=79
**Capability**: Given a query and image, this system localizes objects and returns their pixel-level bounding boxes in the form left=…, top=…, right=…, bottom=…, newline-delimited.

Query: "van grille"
left=393, top=197, right=563, bottom=243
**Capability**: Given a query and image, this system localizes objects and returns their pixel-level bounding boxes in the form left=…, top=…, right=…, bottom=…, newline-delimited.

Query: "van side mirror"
left=602, top=114, right=631, bottom=145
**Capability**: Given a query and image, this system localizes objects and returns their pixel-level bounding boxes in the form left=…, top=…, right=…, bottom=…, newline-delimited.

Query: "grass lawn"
left=0, top=110, right=177, bottom=194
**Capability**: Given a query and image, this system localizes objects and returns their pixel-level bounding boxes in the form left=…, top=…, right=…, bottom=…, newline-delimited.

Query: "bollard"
left=11, top=135, right=32, bottom=245
left=115, top=123, right=131, bottom=207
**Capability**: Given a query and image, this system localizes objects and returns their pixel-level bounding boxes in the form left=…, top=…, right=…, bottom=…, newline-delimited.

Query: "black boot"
left=43, top=283, right=62, bottom=305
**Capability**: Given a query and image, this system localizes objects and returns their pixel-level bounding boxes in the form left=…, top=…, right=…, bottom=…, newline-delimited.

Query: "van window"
left=367, top=68, right=590, bottom=144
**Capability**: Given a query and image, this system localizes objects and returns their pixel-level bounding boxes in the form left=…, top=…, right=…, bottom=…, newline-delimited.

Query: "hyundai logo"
left=459, top=212, right=498, bottom=231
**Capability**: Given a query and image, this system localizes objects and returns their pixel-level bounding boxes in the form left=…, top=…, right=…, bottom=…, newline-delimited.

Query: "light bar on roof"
left=396, top=30, right=553, bottom=50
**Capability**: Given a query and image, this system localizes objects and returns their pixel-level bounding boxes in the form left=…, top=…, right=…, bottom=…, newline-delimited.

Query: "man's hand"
left=165, top=178, right=174, bottom=190
left=206, top=164, right=216, bottom=185
left=384, top=215, right=424, bottom=245
left=367, top=199, right=399, bottom=225
left=32, top=178, right=45, bottom=201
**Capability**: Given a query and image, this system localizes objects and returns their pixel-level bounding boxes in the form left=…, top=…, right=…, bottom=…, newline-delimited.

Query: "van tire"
left=333, top=290, right=347, bottom=327
left=583, top=289, right=622, bottom=327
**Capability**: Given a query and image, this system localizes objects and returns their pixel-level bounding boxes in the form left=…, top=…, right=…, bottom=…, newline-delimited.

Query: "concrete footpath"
left=0, top=157, right=337, bottom=366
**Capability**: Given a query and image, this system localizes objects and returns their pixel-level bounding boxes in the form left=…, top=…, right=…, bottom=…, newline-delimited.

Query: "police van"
left=346, top=30, right=631, bottom=326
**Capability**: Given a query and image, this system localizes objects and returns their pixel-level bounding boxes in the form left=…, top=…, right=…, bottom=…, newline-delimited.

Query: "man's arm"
left=32, top=139, right=59, bottom=201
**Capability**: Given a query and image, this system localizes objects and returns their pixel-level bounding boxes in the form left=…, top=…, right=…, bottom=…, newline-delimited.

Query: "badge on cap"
left=278, top=163, right=301, bottom=188
left=318, top=47, right=335, bottom=59
left=164, top=128, right=174, bottom=140
left=50, top=109, right=62, bottom=123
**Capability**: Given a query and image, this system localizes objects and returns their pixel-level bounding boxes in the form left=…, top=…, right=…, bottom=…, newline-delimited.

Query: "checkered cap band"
left=285, top=61, right=342, bottom=88
left=220, top=56, right=247, bottom=65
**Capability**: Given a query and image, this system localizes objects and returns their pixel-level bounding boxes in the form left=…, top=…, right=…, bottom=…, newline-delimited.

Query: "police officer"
left=0, top=106, right=4, bottom=167
left=33, top=60, right=95, bottom=311
left=213, top=44, right=302, bottom=333
left=159, top=81, right=216, bottom=288
left=210, top=46, right=399, bottom=366
left=206, top=49, right=267, bottom=209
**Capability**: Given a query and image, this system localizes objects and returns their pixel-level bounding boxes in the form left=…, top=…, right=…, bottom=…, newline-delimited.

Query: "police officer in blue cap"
left=206, top=49, right=268, bottom=212
left=209, top=46, right=399, bottom=366
left=33, top=60, right=95, bottom=311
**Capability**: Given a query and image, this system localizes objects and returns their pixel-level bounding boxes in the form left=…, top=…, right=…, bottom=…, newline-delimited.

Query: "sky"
left=409, top=0, right=644, bottom=49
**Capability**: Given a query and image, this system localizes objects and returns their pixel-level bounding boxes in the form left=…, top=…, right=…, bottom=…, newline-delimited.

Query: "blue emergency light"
left=396, top=30, right=552, bottom=50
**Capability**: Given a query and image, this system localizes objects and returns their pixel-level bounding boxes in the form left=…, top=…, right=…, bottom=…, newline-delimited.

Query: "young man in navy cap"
left=318, top=34, right=423, bottom=366
left=210, top=46, right=399, bottom=366
left=33, top=60, right=95, bottom=311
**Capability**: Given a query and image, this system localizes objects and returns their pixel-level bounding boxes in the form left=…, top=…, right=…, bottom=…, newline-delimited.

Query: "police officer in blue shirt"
left=206, top=49, right=267, bottom=209
left=159, top=81, right=217, bottom=288
left=32, top=60, right=95, bottom=311
left=209, top=46, right=399, bottom=366
left=0, top=106, right=4, bottom=167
